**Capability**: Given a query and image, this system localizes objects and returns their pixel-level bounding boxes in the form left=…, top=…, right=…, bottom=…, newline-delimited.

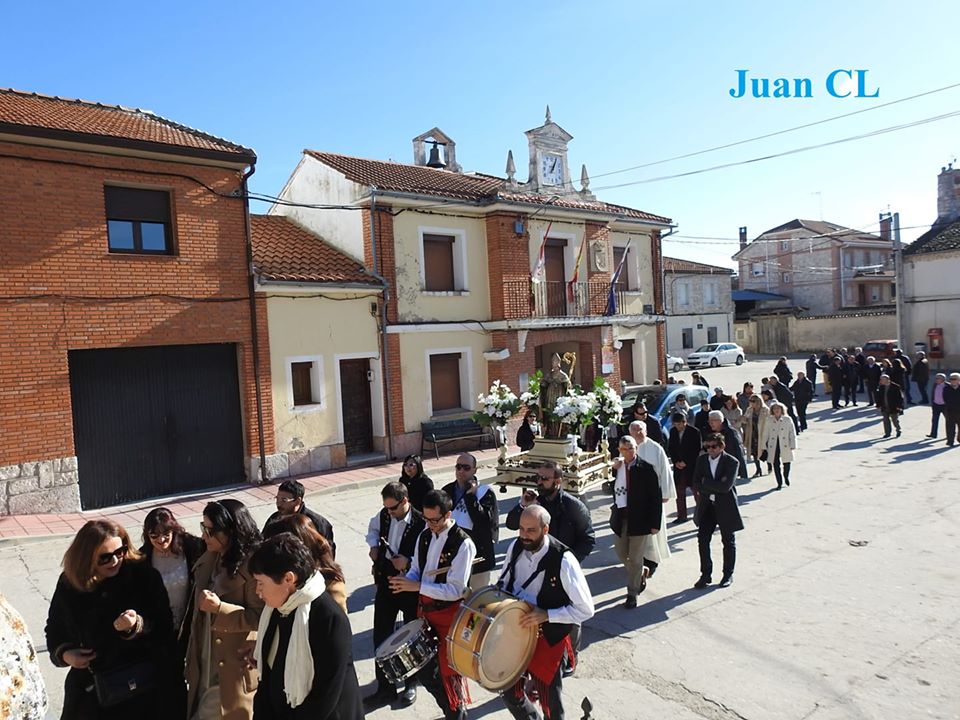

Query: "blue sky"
left=4, top=1, right=958, bottom=268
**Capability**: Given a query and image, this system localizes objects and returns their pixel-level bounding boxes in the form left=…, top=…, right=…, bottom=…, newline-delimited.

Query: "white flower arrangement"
left=552, top=387, right=598, bottom=433
left=592, top=377, right=624, bottom=427
left=472, top=380, right=521, bottom=428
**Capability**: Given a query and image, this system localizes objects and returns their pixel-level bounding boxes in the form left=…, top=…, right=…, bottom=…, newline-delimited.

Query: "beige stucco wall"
left=610, top=230, right=655, bottom=315
left=265, top=293, right=383, bottom=460
left=791, top=312, right=896, bottom=352
left=398, top=330, right=492, bottom=432
left=392, top=211, right=491, bottom=323
left=734, top=320, right=758, bottom=354
left=613, top=324, right=659, bottom=384
left=904, top=251, right=960, bottom=369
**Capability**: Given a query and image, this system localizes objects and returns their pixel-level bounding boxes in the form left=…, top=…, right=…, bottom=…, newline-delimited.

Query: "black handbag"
left=92, top=660, right=158, bottom=707
left=609, top=504, right=624, bottom=536
left=759, top=450, right=769, bottom=462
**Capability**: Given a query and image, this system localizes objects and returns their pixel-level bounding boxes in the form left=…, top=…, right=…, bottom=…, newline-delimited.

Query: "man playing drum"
left=364, top=481, right=426, bottom=710
left=496, top=505, right=594, bottom=720
left=389, top=489, right=476, bottom=720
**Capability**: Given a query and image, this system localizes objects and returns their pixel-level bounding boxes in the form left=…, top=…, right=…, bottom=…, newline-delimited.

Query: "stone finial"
left=505, top=150, right=516, bottom=184
left=580, top=164, right=595, bottom=200
left=545, top=105, right=552, bottom=124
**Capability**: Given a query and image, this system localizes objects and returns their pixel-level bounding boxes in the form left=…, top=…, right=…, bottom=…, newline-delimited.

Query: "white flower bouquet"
left=472, top=380, right=521, bottom=428
left=592, top=377, right=623, bottom=427
left=552, top=387, right=598, bottom=434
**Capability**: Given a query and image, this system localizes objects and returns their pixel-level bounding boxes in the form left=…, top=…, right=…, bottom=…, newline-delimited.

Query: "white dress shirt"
left=497, top=539, right=594, bottom=626
left=707, top=454, right=721, bottom=502
left=636, top=437, right=676, bottom=500
left=449, top=483, right=492, bottom=531
left=365, top=508, right=412, bottom=556
left=406, top=522, right=476, bottom=601
left=614, top=460, right=631, bottom=509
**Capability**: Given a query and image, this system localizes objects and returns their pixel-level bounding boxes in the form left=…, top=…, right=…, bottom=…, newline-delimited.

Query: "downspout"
left=369, top=187, right=395, bottom=459
left=656, top=226, right=676, bottom=381
left=241, top=163, right=269, bottom=484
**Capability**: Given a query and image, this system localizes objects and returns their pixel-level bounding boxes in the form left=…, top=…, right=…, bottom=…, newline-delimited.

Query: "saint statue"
left=540, top=352, right=572, bottom=438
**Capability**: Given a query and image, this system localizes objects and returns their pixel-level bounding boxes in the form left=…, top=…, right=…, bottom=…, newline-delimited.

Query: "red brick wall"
left=0, top=141, right=273, bottom=468
left=486, top=213, right=533, bottom=321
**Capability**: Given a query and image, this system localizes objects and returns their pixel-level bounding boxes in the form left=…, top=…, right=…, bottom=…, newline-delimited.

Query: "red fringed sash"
left=419, top=596, right=472, bottom=711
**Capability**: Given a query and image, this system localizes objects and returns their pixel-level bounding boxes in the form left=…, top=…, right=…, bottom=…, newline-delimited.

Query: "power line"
left=589, top=81, right=960, bottom=180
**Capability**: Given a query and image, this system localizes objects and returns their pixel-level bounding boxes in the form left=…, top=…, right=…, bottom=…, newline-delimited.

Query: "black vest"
left=374, top=506, right=425, bottom=585
left=417, top=523, right=469, bottom=587
left=500, top=536, right=573, bottom=646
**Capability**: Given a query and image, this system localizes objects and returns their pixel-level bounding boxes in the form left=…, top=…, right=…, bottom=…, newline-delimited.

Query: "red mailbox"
left=927, top=328, right=944, bottom=359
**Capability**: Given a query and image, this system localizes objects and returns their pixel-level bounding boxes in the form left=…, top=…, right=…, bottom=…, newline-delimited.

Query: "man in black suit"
left=364, top=482, right=426, bottom=709
left=442, top=453, right=499, bottom=588
left=263, top=479, right=336, bottom=556
left=668, top=412, right=701, bottom=524
left=825, top=356, right=846, bottom=410
left=692, top=433, right=744, bottom=589
left=790, top=371, right=814, bottom=432
left=895, top=348, right=914, bottom=404
left=862, top=356, right=882, bottom=406
left=875, top=374, right=904, bottom=438
left=707, top=411, right=747, bottom=480
left=943, top=373, right=960, bottom=447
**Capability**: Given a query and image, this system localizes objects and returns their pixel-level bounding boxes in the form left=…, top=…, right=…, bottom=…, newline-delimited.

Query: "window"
left=782, top=272, right=791, bottom=283
left=105, top=186, right=172, bottom=254
left=781, top=238, right=790, bottom=251
left=707, top=326, right=718, bottom=344
left=422, top=234, right=456, bottom=291
left=287, top=357, right=323, bottom=409
left=681, top=328, right=694, bottom=349
left=676, top=282, right=690, bottom=307
left=751, top=262, right=765, bottom=276
left=612, top=246, right=637, bottom=291
left=429, top=353, right=463, bottom=413
left=704, top=281, right=718, bottom=306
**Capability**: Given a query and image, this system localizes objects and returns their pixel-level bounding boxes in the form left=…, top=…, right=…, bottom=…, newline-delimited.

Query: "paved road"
left=4, top=356, right=959, bottom=719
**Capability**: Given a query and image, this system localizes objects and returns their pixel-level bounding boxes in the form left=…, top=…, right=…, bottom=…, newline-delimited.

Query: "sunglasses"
left=200, top=523, right=217, bottom=537
left=454, top=463, right=472, bottom=471
left=276, top=496, right=297, bottom=503
left=148, top=531, right=172, bottom=540
left=424, top=514, right=446, bottom=526
left=97, top=545, right=128, bottom=566
left=383, top=501, right=402, bottom=512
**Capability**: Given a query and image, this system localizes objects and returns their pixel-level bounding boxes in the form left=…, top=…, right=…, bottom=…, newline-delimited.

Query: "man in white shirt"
left=364, top=481, right=426, bottom=709
left=497, top=505, right=594, bottom=720
left=390, top=489, right=476, bottom=720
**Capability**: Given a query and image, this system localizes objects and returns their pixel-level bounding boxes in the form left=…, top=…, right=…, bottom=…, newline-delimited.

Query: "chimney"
left=937, top=163, right=960, bottom=221
left=878, top=213, right=892, bottom=242
left=738, top=226, right=748, bottom=251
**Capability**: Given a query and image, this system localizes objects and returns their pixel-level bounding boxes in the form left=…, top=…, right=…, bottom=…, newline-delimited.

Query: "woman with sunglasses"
left=398, top=454, right=434, bottom=512
left=185, top=499, right=264, bottom=720
left=45, top=519, right=178, bottom=719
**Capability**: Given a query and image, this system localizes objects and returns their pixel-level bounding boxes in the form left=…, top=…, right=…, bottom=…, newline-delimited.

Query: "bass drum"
left=375, top=619, right=437, bottom=685
left=446, top=585, right=538, bottom=690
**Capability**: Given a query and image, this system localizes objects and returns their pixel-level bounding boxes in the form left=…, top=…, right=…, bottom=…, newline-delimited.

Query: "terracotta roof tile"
left=904, top=218, right=960, bottom=256
left=663, top=257, right=734, bottom=274
left=0, top=88, right=254, bottom=159
left=305, top=151, right=671, bottom=223
left=251, top=215, right=381, bottom=285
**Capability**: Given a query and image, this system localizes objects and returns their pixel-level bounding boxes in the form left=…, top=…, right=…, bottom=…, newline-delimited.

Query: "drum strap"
left=500, top=540, right=553, bottom=595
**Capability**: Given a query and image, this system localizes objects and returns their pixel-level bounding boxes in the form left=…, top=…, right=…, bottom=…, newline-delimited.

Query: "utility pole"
left=893, top=212, right=906, bottom=350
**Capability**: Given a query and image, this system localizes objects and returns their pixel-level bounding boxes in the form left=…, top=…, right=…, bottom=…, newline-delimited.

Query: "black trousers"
left=796, top=402, right=808, bottom=430
left=373, top=582, right=420, bottom=690
left=502, top=665, right=564, bottom=720
left=771, top=444, right=791, bottom=487
left=831, top=384, right=843, bottom=408
left=947, top=412, right=960, bottom=446
left=697, top=503, right=736, bottom=578
left=844, top=382, right=858, bottom=404
left=931, top=403, right=946, bottom=436
left=916, top=379, right=929, bottom=404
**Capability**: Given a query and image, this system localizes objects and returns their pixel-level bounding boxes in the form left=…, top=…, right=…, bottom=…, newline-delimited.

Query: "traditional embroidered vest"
left=417, top=523, right=468, bottom=586
left=501, top=535, right=573, bottom=646
left=374, top=506, right=425, bottom=584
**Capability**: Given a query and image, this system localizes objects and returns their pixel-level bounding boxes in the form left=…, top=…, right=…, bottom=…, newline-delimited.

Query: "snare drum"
left=375, top=619, right=438, bottom=685
left=446, top=585, right=538, bottom=690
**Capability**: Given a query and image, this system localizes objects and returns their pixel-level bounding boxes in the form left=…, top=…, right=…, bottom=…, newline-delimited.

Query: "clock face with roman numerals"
left=540, top=154, right=563, bottom=186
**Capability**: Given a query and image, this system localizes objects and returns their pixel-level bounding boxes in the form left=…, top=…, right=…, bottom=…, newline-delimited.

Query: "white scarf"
left=253, top=571, right=326, bottom=708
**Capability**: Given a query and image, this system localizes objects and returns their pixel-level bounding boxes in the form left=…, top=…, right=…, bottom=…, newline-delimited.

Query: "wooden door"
left=339, top=359, right=373, bottom=455
left=544, top=245, right=566, bottom=316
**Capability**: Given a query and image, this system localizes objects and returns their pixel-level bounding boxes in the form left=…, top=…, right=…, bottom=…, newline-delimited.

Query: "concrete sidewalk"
left=0, top=447, right=503, bottom=542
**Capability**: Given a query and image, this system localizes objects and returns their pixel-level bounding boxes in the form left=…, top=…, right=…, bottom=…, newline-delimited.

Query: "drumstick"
left=424, top=557, right=486, bottom=578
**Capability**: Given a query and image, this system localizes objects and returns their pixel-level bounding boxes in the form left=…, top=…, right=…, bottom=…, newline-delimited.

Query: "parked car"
left=666, top=353, right=685, bottom=372
left=621, top=383, right=711, bottom=436
left=862, top=339, right=898, bottom=359
left=685, top=343, right=746, bottom=368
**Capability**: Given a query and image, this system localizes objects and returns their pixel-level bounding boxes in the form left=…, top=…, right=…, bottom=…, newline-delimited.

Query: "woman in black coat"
left=398, top=454, right=434, bottom=512
left=515, top=410, right=540, bottom=452
left=249, top=534, right=363, bottom=720
left=45, top=520, right=178, bottom=720
left=773, top=357, right=793, bottom=385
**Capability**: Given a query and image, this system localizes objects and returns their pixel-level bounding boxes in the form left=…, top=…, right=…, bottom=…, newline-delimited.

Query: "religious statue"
left=540, top=352, right=572, bottom=438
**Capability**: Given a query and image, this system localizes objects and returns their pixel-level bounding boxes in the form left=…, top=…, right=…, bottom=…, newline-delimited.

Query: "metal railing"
left=502, top=280, right=624, bottom=319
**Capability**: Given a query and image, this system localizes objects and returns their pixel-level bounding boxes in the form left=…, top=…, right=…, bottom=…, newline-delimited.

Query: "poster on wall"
left=601, top=344, right=614, bottom=374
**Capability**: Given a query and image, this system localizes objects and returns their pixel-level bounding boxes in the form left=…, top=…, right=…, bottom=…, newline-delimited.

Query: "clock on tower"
left=525, top=106, right=574, bottom=195
left=540, top=153, right=563, bottom=186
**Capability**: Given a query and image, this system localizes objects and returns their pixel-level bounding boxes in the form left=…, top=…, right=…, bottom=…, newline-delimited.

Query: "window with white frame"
left=704, top=281, right=719, bottom=306
left=287, top=356, right=323, bottom=409
left=420, top=227, right=467, bottom=293
left=675, top=281, right=690, bottom=307
left=751, top=262, right=765, bottom=276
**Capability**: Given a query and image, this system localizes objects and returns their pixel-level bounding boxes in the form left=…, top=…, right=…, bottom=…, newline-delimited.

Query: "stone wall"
left=0, top=457, right=81, bottom=515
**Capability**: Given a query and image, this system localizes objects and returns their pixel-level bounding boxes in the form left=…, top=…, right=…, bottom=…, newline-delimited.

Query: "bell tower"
left=525, top=106, right=574, bottom=195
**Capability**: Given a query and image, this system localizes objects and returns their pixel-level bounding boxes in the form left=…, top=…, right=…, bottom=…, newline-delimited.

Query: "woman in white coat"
left=741, top=395, right=770, bottom=478
left=760, top=402, right=797, bottom=489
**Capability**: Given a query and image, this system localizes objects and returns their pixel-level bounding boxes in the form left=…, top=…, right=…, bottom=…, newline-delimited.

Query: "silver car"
left=685, top=343, right=746, bottom=368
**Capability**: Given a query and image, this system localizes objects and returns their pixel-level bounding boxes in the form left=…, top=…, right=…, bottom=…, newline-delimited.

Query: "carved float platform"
left=493, top=438, right=613, bottom=497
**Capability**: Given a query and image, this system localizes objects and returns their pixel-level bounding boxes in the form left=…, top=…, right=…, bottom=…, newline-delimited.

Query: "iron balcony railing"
left=502, top=280, right=625, bottom=319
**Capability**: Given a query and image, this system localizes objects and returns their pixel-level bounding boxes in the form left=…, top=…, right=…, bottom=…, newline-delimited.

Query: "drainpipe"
left=241, top=164, right=269, bottom=484
left=369, top=187, right=395, bottom=459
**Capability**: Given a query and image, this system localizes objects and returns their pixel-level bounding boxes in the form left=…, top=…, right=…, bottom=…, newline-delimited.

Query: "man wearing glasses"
left=390, top=489, right=476, bottom=720
left=442, top=453, right=498, bottom=588
left=691, top=433, right=744, bottom=589
left=364, top=482, right=426, bottom=709
left=261, top=479, right=336, bottom=556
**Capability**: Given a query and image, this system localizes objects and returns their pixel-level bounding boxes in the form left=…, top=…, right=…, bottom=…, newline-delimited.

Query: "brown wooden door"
left=618, top=340, right=635, bottom=383
left=544, top=244, right=566, bottom=316
left=340, top=359, right=373, bottom=455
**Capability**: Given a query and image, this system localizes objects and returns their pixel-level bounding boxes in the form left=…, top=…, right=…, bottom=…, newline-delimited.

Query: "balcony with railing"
left=502, top=280, right=626, bottom=320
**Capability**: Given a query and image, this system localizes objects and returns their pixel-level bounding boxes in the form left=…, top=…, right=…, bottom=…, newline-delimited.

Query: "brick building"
left=0, top=89, right=273, bottom=514
left=268, top=110, right=672, bottom=462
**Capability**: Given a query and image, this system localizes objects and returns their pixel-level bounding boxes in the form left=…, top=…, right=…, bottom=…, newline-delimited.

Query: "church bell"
left=426, top=141, right=446, bottom=169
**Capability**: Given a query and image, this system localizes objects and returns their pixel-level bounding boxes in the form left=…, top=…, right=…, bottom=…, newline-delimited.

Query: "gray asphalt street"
left=3, top=356, right=958, bottom=720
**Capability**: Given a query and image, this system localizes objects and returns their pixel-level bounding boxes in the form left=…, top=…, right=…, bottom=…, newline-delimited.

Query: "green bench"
left=420, top=418, right=494, bottom=460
